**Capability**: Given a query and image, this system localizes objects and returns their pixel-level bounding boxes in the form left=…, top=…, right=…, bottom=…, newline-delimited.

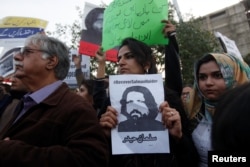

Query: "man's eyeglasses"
left=19, top=47, right=51, bottom=56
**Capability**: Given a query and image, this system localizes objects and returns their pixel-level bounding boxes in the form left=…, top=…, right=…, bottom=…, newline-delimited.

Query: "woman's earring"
left=145, top=69, right=149, bottom=74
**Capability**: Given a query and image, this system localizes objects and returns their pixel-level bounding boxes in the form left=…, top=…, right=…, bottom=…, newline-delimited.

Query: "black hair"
left=118, top=37, right=158, bottom=74
left=196, top=54, right=215, bottom=77
left=212, top=82, right=250, bottom=151
left=81, top=79, right=94, bottom=96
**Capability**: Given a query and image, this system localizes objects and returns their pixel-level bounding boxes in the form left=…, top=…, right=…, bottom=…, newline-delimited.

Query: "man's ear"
left=46, top=56, right=58, bottom=70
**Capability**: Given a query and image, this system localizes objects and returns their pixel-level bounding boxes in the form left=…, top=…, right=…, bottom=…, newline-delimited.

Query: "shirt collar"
left=25, top=80, right=63, bottom=104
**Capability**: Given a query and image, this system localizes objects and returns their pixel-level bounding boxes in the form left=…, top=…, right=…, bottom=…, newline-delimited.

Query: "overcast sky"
left=0, top=0, right=241, bottom=32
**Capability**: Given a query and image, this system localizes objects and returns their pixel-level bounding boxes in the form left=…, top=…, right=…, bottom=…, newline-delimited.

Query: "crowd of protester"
left=0, top=9, right=249, bottom=167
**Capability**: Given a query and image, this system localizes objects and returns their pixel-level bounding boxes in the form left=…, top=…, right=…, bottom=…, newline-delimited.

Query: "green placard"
left=102, top=0, right=169, bottom=51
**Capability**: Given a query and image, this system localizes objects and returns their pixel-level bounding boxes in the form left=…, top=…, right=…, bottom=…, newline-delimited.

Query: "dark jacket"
left=0, top=94, right=12, bottom=118
left=0, top=99, right=20, bottom=132
left=98, top=87, right=198, bottom=167
left=0, top=83, right=109, bottom=167
left=0, top=90, right=27, bottom=132
left=165, top=34, right=183, bottom=97
left=75, top=69, right=107, bottom=113
left=97, top=35, right=198, bottom=167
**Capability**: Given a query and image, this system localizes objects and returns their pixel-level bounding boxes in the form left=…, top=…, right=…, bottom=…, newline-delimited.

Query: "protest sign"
left=215, top=31, right=243, bottom=61
left=63, top=49, right=90, bottom=89
left=109, top=74, right=170, bottom=154
left=79, top=2, right=117, bottom=62
left=102, top=0, right=169, bottom=52
left=0, top=16, right=48, bottom=77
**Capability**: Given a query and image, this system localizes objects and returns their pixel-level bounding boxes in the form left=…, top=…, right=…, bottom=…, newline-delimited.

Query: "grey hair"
left=25, top=34, right=70, bottom=80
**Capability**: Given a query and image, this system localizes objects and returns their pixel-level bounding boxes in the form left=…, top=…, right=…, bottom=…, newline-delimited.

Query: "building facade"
left=200, top=1, right=250, bottom=57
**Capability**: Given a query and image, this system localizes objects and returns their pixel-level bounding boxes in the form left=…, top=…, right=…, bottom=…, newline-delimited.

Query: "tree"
left=243, top=53, right=250, bottom=65
left=155, top=3, right=220, bottom=85
left=175, top=18, right=220, bottom=84
left=48, top=3, right=220, bottom=85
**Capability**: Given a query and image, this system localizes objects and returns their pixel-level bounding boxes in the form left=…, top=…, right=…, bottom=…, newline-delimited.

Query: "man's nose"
left=14, top=51, right=23, bottom=61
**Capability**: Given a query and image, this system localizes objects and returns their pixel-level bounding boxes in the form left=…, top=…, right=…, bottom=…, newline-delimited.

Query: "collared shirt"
left=14, top=80, right=63, bottom=122
left=192, top=110, right=213, bottom=167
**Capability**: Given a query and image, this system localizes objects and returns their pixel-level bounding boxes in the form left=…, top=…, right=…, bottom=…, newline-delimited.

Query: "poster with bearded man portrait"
left=109, top=74, right=170, bottom=155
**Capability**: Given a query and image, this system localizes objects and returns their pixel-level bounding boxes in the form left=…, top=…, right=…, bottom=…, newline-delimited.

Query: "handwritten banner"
left=0, top=27, right=45, bottom=39
left=0, top=16, right=48, bottom=77
left=102, top=0, right=169, bottom=51
left=0, top=16, right=48, bottom=28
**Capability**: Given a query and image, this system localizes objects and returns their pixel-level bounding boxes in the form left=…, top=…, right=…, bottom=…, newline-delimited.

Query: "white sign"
left=0, top=16, right=48, bottom=76
left=63, top=49, right=90, bottom=89
left=215, top=32, right=243, bottom=60
left=0, top=47, right=18, bottom=77
left=110, top=74, right=170, bottom=154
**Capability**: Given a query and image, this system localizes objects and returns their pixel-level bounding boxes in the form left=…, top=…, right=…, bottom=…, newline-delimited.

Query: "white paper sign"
left=109, top=74, right=170, bottom=155
left=63, top=49, right=90, bottom=89
left=0, top=47, right=19, bottom=77
left=215, top=32, right=243, bottom=61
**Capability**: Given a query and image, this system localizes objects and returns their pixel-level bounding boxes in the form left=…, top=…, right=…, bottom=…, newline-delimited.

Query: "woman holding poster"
left=98, top=21, right=198, bottom=167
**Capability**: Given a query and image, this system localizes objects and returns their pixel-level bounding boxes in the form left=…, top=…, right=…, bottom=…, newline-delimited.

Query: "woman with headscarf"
left=185, top=53, right=250, bottom=167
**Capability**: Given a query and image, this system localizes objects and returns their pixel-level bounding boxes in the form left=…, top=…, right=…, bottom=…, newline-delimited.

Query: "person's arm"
left=73, top=55, right=84, bottom=87
left=163, top=87, right=199, bottom=166
left=162, top=20, right=183, bottom=96
left=93, top=48, right=108, bottom=112
left=93, top=80, right=107, bottom=114
left=95, top=48, right=106, bottom=79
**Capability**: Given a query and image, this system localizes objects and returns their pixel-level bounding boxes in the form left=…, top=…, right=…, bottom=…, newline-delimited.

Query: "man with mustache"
left=118, top=86, right=164, bottom=132
left=0, top=34, right=109, bottom=167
